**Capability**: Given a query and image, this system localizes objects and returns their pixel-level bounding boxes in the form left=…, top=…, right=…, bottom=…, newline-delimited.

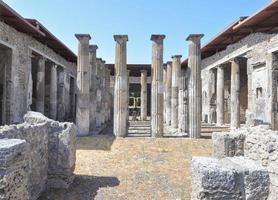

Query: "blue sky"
left=3, top=0, right=269, bottom=64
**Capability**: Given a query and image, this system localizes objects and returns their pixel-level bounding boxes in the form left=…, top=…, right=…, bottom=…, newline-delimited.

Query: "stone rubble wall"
left=0, top=21, right=76, bottom=124
left=211, top=125, right=278, bottom=199
left=0, top=111, right=76, bottom=200
left=191, top=156, right=270, bottom=200
left=0, top=139, right=29, bottom=200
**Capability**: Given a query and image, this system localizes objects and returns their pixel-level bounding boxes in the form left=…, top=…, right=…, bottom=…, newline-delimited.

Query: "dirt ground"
left=40, top=133, right=212, bottom=200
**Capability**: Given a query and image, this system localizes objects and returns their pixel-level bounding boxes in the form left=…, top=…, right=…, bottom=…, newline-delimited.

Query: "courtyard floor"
left=40, top=131, right=212, bottom=200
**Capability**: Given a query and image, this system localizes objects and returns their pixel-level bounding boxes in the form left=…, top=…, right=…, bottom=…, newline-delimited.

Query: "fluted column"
left=165, top=61, right=172, bottom=126
left=216, top=65, right=224, bottom=125
left=163, top=65, right=167, bottom=124
left=178, top=68, right=188, bottom=133
left=113, top=35, right=128, bottom=137
left=36, top=57, right=46, bottom=114
left=150, top=34, right=165, bottom=137
left=140, top=70, right=147, bottom=120
left=171, top=55, right=182, bottom=129
left=187, top=34, right=204, bottom=138
left=95, top=58, right=102, bottom=128
left=105, top=67, right=111, bottom=122
left=75, top=34, right=91, bottom=136
left=230, top=57, right=241, bottom=129
left=49, top=63, right=57, bottom=120
left=89, top=45, right=98, bottom=132
left=101, top=60, right=106, bottom=125
left=127, top=70, right=130, bottom=122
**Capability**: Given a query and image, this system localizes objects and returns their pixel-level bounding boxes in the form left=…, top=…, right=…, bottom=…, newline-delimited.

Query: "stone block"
left=212, top=131, right=245, bottom=158
left=0, top=139, right=29, bottom=200
left=191, top=156, right=270, bottom=200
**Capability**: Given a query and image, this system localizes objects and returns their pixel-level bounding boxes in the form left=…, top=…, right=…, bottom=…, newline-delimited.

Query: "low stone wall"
left=210, top=125, right=278, bottom=199
left=192, top=156, right=270, bottom=200
left=0, top=139, right=29, bottom=200
left=0, top=111, right=76, bottom=200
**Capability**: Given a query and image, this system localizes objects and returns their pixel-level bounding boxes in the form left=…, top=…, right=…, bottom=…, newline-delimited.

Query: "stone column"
left=127, top=70, right=130, bottom=122
left=178, top=68, right=188, bottom=134
left=49, top=63, right=57, bottom=120
left=187, top=34, right=204, bottom=138
left=150, top=34, right=165, bottom=137
left=230, top=57, right=241, bottom=129
left=113, top=35, right=128, bottom=137
left=95, top=58, right=102, bottom=128
left=140, top=70, right=147, bottom=120
left=165, top=61, right=172, bottom=126
left=105, top=67, right=111, bottom=122
left=101, top=60, right=106, bottom=125
left=75, top=34, right=91, bottom=136
left=89, top=45, right=98, bottom=132
left=57, top=69, right=66, bottom=121
left=36, top=57, right=46, bottom=114
left=171, top=55, right=182, bottom=129
left=163, top=65, right=167, bottom=124
left=216, top=65, right=224, bottom=126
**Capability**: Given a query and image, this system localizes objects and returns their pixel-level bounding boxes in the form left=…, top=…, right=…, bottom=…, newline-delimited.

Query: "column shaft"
left=178, top=68, right=188, bottom=133
left=113, top=35, right=128, bottom=137
left=140, top=70, right=147, bottom=120
left=49, top=64, right=57, bottom=120
left=165, top=62, right=172, bottom=126
left=187, top=34, right=204, bottom=138
left=75, top=34, right=91, bottom=136
left=171, top=55, right=182, bottom=129
left=89, top=45, right=98, bottom=132
left=216, top=66, right=224, bottom=125
left=230, top=58, right=241, bottom=129
left=36, top=58, right=45, bottom=114
left=150, top=35, right=165, bottom=137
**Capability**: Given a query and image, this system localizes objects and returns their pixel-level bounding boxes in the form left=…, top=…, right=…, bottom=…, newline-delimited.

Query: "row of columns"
left=214, top=57, right=243, bottom=129
left=34, top=56, right=73, bottom=122
left=75, top=34, right=112, bottom=136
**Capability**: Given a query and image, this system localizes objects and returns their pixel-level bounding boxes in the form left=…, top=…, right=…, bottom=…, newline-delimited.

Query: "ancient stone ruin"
left=0, top=0, right=278, bottom=199
left=0, top=111, right=76, bottom=200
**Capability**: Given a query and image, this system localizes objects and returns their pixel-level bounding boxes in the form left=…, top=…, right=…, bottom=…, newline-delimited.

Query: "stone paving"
left=39, top=132, right=212, bottom=200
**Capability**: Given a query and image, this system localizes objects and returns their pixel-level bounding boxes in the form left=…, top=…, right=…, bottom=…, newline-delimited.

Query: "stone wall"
left=211, top=126, right=278, bottom=199
left=201, top=32, right=278, bottom=125
left=0, top=21, right=76, bottom=124
left=0, top=111, right=76, bottom=200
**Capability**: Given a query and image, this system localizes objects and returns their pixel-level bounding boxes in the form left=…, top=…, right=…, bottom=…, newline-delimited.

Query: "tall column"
left=163, top=65, right=167, bottom=124
left=105, top=67, right=111, bottom=122
left=75, top=34, right=91, bottom=136
left=165, top=61, right=172, bottom=126
left=101, top=60, right=106, bottom=125
left=113, top=35, right=128, bottom=137
left=89, top=45, right=98, bottom=132
left=140, top=70, right=147, bottom=120
left=95, top=58, right=102, bottom=128
left=49, top=63, right=57, bottom=120
left=150, top=34, right=165, bottom=137
left=230, top=57, right=241, bottom=129
left=178, top=68, right=188, bottom=134
left=187, top=34, right=204, bottom=138
left=127, top=70, right=130, bottom=122
left=36, top=57, right=46, bottom=114
left=57, top=69, right=66, bottom=121
left=171, top=55, right=182, bottom=129
left=216, top=65, right=224, bottom=126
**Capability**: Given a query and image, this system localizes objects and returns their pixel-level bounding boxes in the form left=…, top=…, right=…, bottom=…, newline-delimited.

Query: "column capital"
left=230, top=56, right=246, bottom=63
left=166, top=61, right=172, bottom=65
left=114, top=35, right=128, bottom=44
left=140, top=69, right=147, bottom=74
left=101, top=60, right=106, bottom=64
left=75, top=34, right=91, bottom=43
left=150, top=34, right=166, bottom=42
left=89, top=45, right=98, bottom=53
left=171, top=55, right=182, bottom=60
left=186, top=34, right=204, bottom=42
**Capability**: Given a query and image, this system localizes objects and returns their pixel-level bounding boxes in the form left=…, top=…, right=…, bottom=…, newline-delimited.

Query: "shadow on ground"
left=39, top=175, right=120, bottom=200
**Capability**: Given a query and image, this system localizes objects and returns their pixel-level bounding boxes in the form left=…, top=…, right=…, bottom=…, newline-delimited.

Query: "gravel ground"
left=39, top=132, right=212, bottom=200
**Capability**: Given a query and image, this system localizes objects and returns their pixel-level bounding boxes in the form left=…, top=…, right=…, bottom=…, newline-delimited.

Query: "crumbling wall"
left=0, top=139, right=29, bottom=200
left=0, top=111, right=76, bottom=200
left=211, top=125, right=278, bottom=199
